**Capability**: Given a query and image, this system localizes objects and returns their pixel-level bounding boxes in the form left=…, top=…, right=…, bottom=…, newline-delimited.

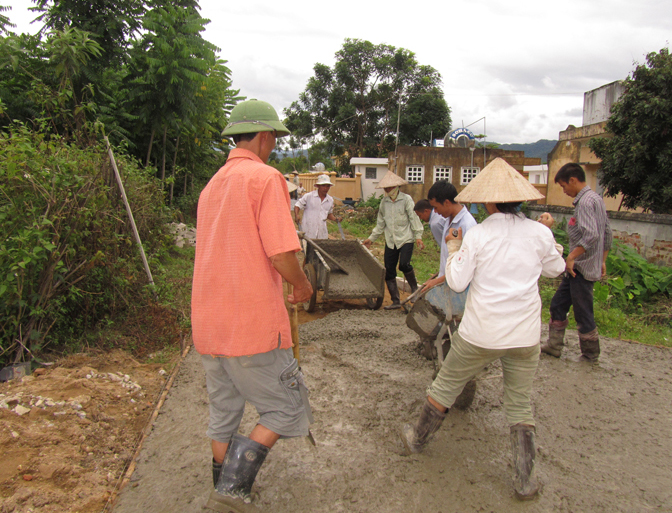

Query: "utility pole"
left=394, top=90, right=402, bottom=173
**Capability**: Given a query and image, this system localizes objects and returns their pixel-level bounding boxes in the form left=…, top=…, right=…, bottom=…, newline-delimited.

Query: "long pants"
left=549, top=270, right=596, bottom=334
left=384, top=242, right=414, bottom=281
left=427, top=331, right=540, bottom=426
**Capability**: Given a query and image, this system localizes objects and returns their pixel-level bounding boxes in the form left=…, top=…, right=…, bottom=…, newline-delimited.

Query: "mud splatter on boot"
left=541, top=319, right=567, bottom=357
left=510, top=423, right=540, bottom=500
left=399, top=400, right=446, bottom=455
left=577, top=328, right=600, bottom=362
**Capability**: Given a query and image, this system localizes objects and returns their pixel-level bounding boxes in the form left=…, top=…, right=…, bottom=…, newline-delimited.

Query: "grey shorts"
left=201, top=342, right=309, bottom=443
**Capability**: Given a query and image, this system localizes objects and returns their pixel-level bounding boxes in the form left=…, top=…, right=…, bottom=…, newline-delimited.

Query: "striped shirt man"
left=568, top=186, right=612, bottom=281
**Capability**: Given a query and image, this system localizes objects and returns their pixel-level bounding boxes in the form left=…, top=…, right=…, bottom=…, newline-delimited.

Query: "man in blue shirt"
left=414, top=199, right=447, bottom=247
left=421, top=180, right=477, bottom=292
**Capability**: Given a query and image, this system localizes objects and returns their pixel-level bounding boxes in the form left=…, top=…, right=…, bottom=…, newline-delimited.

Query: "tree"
left=284, top=39, right=451, bottom=169
left=589, top=47, right=672, bottom=213
left=0, top=5, right=16, bottom=35
left=30, top=0, right=146, bottom=69
left=125, top=3, right=219, bottom=184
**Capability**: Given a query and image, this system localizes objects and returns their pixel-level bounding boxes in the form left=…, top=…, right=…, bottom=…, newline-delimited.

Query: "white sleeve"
left=296, top=194, right=308, bottom=210
left=446, top=234, right=476, bottom=293
left=541, top=236, right=567, bottom=278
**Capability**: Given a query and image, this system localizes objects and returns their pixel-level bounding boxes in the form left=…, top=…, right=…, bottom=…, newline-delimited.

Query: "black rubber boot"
left=510, top=423, right=540, bottom=500
left=398, top=399, right=447, bottom=455
left=541, top=319, right=567, bottom=357
left=384, top=279, right=402, bottom=310
left=577, top=328, right=600, bottom=362
left=212, top=458, right=222, bottom=488
left=205, top=434, right=269, bottom=512
left=404, top=271, right=418, bottom=293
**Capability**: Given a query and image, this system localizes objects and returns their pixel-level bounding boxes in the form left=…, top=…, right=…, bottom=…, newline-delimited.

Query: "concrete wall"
left=392, top=146, right=541, bottom=203
left=297, top=172, right=362, bottom=202
left=546, top=122, right=633, bottom=212
left=583, top=81, right=625, bottom=126
left=528, top=204, right=672, bottom=267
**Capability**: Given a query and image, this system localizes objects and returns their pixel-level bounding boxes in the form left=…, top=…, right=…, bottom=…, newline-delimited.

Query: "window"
left=405, top=166, right=424, bottom=183
left=365, top=167, right=377, bottom=180
left=460, top=167, right=480, bottom=185
left=433, top=166, right=452, bottom=183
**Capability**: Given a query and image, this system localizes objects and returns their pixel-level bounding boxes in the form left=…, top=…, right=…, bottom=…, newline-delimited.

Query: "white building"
left=350, top=157, right=389, bottom=200
left=525, top=164, right=548, bottom=185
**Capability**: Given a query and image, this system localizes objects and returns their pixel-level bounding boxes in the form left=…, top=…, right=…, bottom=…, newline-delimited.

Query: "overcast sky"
left=4, top=0, right=670, bottom=143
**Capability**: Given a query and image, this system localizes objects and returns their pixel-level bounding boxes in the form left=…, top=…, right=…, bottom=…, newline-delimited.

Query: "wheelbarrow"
left=301, top=238, right=385, bottom=312
left=405, top=282, right=477, bottom=409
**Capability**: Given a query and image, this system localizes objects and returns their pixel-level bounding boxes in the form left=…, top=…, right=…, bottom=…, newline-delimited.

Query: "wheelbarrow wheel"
left=302, top=263, right=317, bottom=312
left=366, top=296, right=384, bottom=310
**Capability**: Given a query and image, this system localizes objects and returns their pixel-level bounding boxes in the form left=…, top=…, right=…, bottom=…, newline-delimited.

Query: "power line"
left=444, top=92, right=583, bottom=97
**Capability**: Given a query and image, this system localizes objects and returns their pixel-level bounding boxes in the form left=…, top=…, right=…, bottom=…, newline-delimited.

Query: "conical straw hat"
left=286, top=180, right=298, bottom=193
left=455, top=158, right=545, bottom=203
left=376, top=171, right=408, bottom=189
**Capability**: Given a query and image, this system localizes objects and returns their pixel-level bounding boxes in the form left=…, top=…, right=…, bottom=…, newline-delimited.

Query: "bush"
left=0, top=125, right=170, bottom=365
left=550, top=222, right=672, bottom=306
left=360, top=193, right=382, bottom=210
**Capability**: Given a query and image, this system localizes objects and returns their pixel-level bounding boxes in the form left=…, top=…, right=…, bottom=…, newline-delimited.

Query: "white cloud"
left=4, top=0, right=670, bottom=143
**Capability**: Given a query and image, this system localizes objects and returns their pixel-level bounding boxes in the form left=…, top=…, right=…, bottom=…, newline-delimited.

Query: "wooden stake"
left=104, top=136, right=157, bottom=299
left=284, top=281, right=300, bottom=363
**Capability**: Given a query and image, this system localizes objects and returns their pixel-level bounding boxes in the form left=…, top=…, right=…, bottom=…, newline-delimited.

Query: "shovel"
left=337, top=220, right=345, bottom=240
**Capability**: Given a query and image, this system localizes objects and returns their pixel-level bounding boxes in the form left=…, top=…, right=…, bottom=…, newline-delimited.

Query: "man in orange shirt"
left=191, top=99, right=313, bottom=512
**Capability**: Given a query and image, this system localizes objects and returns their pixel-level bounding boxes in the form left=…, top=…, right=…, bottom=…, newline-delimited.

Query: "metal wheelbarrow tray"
left=302, top=239, right=385, bottom=312
left=405, top=282, right=477, bottom=410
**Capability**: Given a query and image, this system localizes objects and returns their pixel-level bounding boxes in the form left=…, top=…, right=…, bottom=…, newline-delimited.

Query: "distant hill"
left=491, top=139, right=557, bottom=163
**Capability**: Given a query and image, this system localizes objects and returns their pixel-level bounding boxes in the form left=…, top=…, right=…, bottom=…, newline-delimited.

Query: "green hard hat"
left=222, top=99, right=290, bottom=138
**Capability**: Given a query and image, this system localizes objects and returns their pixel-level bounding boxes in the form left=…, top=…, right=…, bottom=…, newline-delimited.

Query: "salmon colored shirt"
left=191, top=148, right=300, bottom=357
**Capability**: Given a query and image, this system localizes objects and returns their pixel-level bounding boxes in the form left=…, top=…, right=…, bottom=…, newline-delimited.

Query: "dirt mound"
left=0, top=351, right=168, bottom=513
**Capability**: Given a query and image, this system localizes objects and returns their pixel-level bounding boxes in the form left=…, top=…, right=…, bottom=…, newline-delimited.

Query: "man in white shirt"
left=294, top=174, right=340, bottom=239
left=399, top=158, right=565, bottom=501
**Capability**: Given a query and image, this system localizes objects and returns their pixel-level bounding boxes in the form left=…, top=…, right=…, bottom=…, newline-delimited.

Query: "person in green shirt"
left=363, top=171, right=424, bottom=309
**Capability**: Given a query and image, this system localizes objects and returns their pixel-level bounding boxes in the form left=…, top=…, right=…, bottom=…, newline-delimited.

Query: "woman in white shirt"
left=399, top=158, right=565, bottom=500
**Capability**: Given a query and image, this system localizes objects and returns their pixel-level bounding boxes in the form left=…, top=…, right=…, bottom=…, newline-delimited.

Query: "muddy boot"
left=404, top=271, right=419, bottom=294
left=510, top=423, right=540, bottom=500
left=541, top=319, right=568, bottom=357
left=212, top=458, right=222, bottom=487
left=577, top=328, right=600, bottom=362
left=205, top=434, right=269, bottom=512
left=398, top=399, right=447, bottom=455
left=384, top=279, right=402, bottom=310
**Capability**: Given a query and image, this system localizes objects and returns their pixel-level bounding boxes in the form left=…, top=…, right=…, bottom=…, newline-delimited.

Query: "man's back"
left=192, top=149, right=300, bottom=357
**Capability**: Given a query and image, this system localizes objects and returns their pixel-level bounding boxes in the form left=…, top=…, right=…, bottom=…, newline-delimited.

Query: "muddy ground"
left=107, top=309, right=672, bottom=513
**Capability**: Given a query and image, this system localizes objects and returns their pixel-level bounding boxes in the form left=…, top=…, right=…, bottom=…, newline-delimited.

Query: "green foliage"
left=605, top=243, right=672, bottom=301
left=0, top=3, right=240, bottom=213
left=0, top=125, right=169, bottom=365
left=0, top=4, right=15, bottom=35
left=284, top=38, right=451, bottom=170
left=589, top=47, right=672, bottom=214
left=31, top=0, right=145, bottom=69
left=539, top=277, right=672, bottom=347
left=360, top=193, right=382, bottom=210
left=550, top=222, right=672, bottom=305
left=269, top=155, right=309, bottom=174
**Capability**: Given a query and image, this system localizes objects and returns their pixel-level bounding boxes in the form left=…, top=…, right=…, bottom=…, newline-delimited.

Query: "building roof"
left=350, top=157, right=389, bottom=166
